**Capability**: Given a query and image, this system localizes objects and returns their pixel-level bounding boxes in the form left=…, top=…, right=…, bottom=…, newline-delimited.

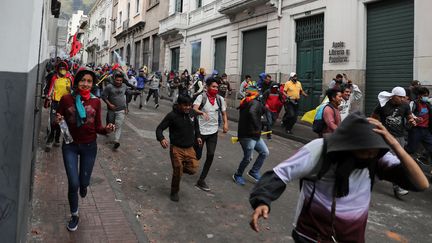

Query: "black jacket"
left=238, top=99, right=265, bottom=140
left=156, top=108, right=200, bottom=148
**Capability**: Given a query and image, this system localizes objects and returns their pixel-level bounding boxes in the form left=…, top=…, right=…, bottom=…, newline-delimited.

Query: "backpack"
left=312, top=103, right=336, bottom=134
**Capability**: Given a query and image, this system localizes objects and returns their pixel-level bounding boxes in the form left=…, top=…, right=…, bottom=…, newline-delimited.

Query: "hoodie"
left=156, top=107, right=200, bottom=148
left=250, top=112, right=420, bottom=243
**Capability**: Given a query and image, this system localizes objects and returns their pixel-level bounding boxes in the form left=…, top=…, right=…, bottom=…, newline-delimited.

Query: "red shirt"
left=57, top=94, right=107, bottom=144
left=265, top=93, right=284, bottom=113
left=415, top=102, right=429, bottom=128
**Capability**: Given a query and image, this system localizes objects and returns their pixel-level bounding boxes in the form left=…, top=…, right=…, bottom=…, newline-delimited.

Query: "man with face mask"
left=193, top=77, right=228, bottom=191
left=249, top=113, right=428, bottom=243
left=371, top=86, right=416, bottom=198
left=45, top=61, right=74, bottom=151
left=283, top=72, right=308, bottom=134
left=405, top=87, right=432, bottom=157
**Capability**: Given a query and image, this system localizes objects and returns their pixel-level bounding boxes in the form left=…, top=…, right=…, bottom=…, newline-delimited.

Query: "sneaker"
left=393, top=186, right=409, bottom=198
left=285, top=130, right=293, bottom=134
left=232, top=174, right=245, bottom=185
left=139, top=104, right=143, bottom=109
left=170, top=192, right=179, bottom=202
left=113, top=142, right=120, bottom=149
left=54, top=141, right=61, bottom=147
left=247, top=171, right=261, bottom=183
left=144, top=100, right=147, bottom=105
left=267, top=134, right=272, bottom=140
left=155, top=104, right=159, bottom=109
left=195, top=180, right=211, bottom=192
left=66, top=215, right=79, bottom=232
left=79, top=187, right=87, bottom=198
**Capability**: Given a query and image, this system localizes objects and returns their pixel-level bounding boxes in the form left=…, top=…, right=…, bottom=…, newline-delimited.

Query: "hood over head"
left=73, top=66, right=97, bottom=90
left=326, top=112, right=389, bottom=155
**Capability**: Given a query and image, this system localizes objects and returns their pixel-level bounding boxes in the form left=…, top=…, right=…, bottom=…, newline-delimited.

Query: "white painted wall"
left=0, top=0, right=53, bottom=72
left=414, top=0, right=432, bottom=83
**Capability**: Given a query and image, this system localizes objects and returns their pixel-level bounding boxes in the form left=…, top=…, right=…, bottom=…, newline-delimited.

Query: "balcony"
left=219, top=0, right=270, bottom=15
left=188, top=1, right=224, bottom=27
left=98, top=17, right=106, bottom=28
left=158, top=13, right=187, bottom=39
left=103, top=40, right=109, bottom=47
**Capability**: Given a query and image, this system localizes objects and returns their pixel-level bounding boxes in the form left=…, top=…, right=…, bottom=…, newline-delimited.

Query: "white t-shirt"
left=193, top=94, right=227, bottom=135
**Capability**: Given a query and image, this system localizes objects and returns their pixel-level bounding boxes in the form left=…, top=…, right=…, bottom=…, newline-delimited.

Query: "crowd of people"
left=43, top=57, right=429, bottom=242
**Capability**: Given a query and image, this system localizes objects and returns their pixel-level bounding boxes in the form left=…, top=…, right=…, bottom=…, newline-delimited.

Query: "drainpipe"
left=278, top=0, right=282, bottom=18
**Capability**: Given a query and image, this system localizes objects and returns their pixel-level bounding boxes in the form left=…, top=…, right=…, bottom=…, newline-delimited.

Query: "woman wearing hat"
left=55, top=67, right=115, bottom=232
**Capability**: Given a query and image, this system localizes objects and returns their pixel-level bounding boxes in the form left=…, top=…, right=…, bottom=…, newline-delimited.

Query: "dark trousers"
left=47, top=101, right=61, bottom=143
left=194, top=132, right=218, bottom=181
left=264, top=109, right=278, bottom=133
left=283, top=101, right=299, bottom=131
left=62, top=141, right=97, bottom=214
left=170, top=146, right=199, bottom=193
left=406, top=127, right=432, bottom=154
left=146, top=88, right=159, bottom=104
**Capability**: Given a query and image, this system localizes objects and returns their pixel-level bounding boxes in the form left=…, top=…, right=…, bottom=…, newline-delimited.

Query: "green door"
left=214, top=37, right=227, bottom=74
left=296, top=14, right=324, bottom=114
left=171, top=47, right=180, bottom=72
left=242, top=27, right=267, bottom=82
left=365, top=0, right=414, bottom=114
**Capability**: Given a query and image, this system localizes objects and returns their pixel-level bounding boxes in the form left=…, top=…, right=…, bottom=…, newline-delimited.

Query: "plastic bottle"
left=59, top=119, right=74, bottom=144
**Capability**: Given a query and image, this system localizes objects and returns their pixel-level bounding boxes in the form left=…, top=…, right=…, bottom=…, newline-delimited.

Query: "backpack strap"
left=199, top=93, right=207, bottom=110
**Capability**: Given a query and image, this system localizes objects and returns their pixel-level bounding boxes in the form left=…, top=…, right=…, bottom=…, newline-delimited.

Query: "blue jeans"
left=62, top=141, right=97, bottom=214
left=265, top=109, right=278, bottom=132
left=235, top=138, right=269, bottom=176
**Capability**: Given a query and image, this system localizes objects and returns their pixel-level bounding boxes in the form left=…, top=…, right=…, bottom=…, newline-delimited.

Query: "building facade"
left=0, top=0, right=58, bottom=241
left=160, top=0, right=432, bottom=112
left=83, top=0, right=113, bottom=65
left=110, top=0, right=169, bottom=72
left=67, top=10, right=87, bottom=42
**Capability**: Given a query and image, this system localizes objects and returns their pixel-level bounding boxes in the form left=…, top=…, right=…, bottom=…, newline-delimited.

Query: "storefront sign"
left=329, top=41, right=350, bottom=63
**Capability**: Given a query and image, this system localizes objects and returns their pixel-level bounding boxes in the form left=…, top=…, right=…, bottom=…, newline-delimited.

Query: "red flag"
left=69, top=32, right=82, bottom=57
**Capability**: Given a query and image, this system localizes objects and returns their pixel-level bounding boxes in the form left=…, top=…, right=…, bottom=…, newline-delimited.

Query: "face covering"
left=78, top=88, right=91, bottom=100
left=421, top=97, right=429, bottom=103
left=207, top=88, right=218, bottom=97
left=59, top=69, right=67, bottom=76
left=355, top=157, right=377, bottom=169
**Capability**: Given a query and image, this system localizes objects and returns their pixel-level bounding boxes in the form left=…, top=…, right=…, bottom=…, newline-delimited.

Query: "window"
left=171, top=47, right=180, bottom=72
left=197, top=0, right=202, bottom=8
left=127, top=3, right=130, bottom=19
left=136, top=0, right=140, bottom=13
left=143, top=37, right=150, bottom=68
left=152, top=35, right=160, bottom=71
left=118, top=12, right=122, bottom=27
left=135, top=41, right=141, bottom=69
left=191, top=42, right=201, bottom=74
left=175, top=0, right=183, bottom=13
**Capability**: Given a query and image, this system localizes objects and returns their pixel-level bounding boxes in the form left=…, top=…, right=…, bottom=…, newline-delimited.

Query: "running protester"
left=233, top=86, right=269, bottom=185
left=156, top=95, right=202, bottom=202
left=193, top=78, right=228, bottom=191
left=249, top=113, right=428, bottom=243
left=55, top=67, right=114, bottom=231
left=45, top=61, right=74, bottom=151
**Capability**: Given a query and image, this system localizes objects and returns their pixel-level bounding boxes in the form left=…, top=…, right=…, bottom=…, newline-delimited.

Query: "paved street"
left=29, top=98, right=432, bottom=243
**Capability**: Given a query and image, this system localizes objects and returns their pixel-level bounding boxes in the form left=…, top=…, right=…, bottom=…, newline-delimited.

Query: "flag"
left=69, top=32, right=82, bottom=57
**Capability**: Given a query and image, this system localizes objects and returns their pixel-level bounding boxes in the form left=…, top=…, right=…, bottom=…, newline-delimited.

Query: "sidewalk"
left=28, top=113, right=145, bottom=243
